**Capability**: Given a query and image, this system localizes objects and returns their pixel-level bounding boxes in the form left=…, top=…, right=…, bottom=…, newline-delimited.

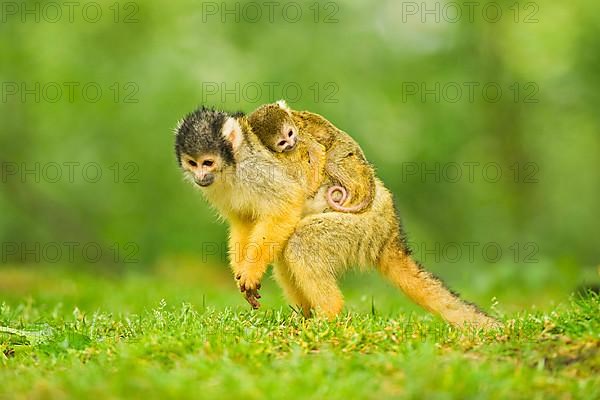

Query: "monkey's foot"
left=236, top=271, right=262, bottom=309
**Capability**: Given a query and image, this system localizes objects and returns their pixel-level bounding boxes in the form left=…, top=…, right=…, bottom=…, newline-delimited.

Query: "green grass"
left=1, top=264, right=599, bottom=399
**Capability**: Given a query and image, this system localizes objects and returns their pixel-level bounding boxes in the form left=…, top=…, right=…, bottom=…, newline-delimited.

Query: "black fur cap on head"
left=174, top=106, right=246, bottom=167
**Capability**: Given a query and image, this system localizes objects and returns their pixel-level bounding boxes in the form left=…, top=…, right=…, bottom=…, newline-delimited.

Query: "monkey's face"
left=250, top=105, right=299, bottom=153
left=175, top=107, right=242, bottom=188
left=270, top=120, right=298, bottom=153
left=179, top=152, right=220, bottom=187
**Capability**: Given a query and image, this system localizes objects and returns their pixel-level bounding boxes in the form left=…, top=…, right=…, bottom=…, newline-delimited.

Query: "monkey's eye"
left=288, top=130, right=294, bottom=137
left=278, top=140, right=287, bottom=147
left=202, top=159, right=214, bottom=167
left=187, top=160, right=198, bottom=167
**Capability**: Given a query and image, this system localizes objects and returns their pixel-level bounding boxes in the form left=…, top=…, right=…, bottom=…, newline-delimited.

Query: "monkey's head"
left=174, top=107, right=244, bottom=188
left=248, top=100, right=298, bottom=153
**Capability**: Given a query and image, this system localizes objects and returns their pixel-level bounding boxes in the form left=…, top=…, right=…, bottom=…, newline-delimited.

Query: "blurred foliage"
left=0, top=0, right=599, bottom=303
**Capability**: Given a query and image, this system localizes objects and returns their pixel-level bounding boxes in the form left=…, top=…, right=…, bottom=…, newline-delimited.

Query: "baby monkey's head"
left=174, top=107, right=244, bottom=188
left=248, top=100, right=299, bottom=153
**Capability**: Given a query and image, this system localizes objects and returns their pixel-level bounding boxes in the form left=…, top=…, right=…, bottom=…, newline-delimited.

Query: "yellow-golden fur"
left=175, top=107, right=499, bottom=329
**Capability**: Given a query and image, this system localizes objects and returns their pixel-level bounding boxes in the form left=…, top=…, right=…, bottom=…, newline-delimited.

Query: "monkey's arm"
left=228, top=217, right=266, bottom=308
left=228, top=216, right=253, bottom=277
left=235, top=199, right=304, bottom=306
left=305, top=139, right=326, bottom=196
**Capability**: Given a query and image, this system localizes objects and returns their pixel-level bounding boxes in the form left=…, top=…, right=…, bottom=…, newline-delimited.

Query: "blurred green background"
left=1, top=0, right=598, bottom=314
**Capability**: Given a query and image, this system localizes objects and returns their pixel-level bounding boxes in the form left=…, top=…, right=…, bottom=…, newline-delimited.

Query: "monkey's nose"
left=195, top=174, right=214, bottom=187
left=283, top=138, right=298, bottom=152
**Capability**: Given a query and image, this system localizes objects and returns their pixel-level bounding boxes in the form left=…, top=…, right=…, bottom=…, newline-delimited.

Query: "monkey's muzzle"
left=194, top=174, right=214, bottom=187
left=282, top=137, right=298, bottom=152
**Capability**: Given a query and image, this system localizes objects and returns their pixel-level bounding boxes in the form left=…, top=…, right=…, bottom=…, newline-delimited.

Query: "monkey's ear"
left=222, top=117, right=243, bottom=150
left=276, top=99, right=290, bottom=111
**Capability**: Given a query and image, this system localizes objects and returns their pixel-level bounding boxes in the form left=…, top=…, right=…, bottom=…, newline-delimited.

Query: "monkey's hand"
left=236, top=271, right=262, bottom=309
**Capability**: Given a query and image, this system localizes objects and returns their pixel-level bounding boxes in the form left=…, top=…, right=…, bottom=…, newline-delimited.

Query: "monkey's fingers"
left=239, top=282, right=262, bottom=293
left=244, top=290, right=261, bottom=309
left=246, top=287, right=261, bottom=299
left=237, top=271, right=262, bottom=292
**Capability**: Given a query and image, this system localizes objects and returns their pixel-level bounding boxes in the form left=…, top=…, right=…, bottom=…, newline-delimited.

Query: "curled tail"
left=378, top=236, right=500, bottom=330
left=327, top=185, right=373, bottom=213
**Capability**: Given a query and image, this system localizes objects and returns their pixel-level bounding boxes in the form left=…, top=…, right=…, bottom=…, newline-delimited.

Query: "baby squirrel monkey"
left=248, top=101, right=376, bottom=213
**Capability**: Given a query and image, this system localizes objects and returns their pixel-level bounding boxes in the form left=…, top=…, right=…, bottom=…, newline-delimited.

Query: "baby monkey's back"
left=249, top=101, right=376, bottom=213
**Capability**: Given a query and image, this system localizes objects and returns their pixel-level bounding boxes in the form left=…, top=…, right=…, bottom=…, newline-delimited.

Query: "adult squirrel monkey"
left=175, top=107, right=499, bottom=329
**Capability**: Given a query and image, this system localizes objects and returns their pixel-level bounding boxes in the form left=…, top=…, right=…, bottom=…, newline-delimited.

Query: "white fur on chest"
left=202, top=157, right=296, bottom=219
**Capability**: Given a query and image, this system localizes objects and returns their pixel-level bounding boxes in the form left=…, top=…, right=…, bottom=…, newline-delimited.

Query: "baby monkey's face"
left=267, top=118, right=298, bottom=153
left=249, top=105, right=299, bottom=153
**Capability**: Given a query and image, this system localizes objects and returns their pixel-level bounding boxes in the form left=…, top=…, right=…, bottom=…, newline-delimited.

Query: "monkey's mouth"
left=282, top=138, right=298, bottom=152
left=194, top=175, right=214, bottom=187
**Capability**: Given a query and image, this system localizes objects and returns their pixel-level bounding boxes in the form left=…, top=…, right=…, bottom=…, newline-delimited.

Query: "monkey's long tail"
left=327, top=185, right=371, bottom=213
left=378, top=236, right=500, bottom=329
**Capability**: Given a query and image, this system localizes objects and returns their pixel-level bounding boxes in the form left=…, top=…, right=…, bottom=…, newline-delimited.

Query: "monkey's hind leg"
left=272, top=262, right=311, bottom=317
left=282, top=231, right=345, bottom=319
left=378, top=234, right=500, bottom=330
